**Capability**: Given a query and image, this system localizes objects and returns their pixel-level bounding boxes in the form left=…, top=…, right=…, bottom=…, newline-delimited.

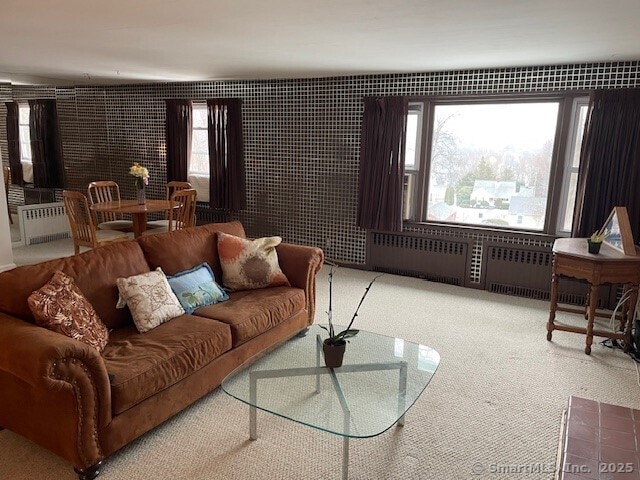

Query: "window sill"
left=402, top=220, right=560, bottom=242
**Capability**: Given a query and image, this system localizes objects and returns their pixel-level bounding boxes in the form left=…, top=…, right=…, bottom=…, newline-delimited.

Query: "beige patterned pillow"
left=28, top=271, right=109, bottom=352
left=116, top=268, right=185, bottom=333
left=217, top=232, right=290, bottom=291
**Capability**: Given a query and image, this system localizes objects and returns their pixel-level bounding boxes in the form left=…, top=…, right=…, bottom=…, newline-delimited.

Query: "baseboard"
left=0, top=263, right=16, bottom=273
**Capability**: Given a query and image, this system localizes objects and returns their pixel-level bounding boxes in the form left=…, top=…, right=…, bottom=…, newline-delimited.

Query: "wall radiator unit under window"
left=18, top=202, right=71, bottom=245
left=367, top=231, right=472, bottom=286
left=482, top=242, right=615, bottom=308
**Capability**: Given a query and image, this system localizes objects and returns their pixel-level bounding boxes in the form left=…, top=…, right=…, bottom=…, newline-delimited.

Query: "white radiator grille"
left=18, top=202, right=71, bottom=245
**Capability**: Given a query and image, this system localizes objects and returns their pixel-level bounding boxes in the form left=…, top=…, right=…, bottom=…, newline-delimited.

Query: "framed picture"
left=597, top=206, right=636, bottom=255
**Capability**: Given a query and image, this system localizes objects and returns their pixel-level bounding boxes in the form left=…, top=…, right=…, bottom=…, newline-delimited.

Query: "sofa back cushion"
left=137, top=221, right=246, bottom=280
left=0, top=241, right=150, bottom=329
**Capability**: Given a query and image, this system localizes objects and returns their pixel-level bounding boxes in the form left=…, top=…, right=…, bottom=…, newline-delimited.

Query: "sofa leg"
left=74, top=461, right=102, bottom=480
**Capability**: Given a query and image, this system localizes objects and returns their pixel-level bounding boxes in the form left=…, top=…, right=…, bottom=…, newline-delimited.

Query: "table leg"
left=397, top=362, right=407, bottom=427
left=585, top=284, right=600, bottom=355
left=131, top=212, right=147, bottom=238
left=623, top=286, right=639, bottom=353
left=342, top=436, right=349, bottom=480
left=250, top=373, right=257, bottom=440
left=547, top=258, right=559, bottom=341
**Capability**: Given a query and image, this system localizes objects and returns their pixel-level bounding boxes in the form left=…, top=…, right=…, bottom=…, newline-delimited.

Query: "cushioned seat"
left=102, top=315, right=232, bottom=415
left=195, top=286, right=305, bottom=347
left=97, top=219, right=134, bottom=232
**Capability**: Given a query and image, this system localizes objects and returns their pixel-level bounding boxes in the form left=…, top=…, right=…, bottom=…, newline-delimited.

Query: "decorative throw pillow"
left=116, top=268, right=185, bottom=333
left=167, top=263, right=229, bottom=314
left=217, top=232, right=290, bottom=291
left=27, top=271, right=109, bottom=352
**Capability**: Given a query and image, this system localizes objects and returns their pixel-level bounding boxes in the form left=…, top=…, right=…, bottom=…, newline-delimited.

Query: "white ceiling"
left=1, top=0, right=639, bottom=85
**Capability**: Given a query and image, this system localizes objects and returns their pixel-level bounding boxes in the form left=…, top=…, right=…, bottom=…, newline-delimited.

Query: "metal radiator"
left=18, top=202, right=71, bottom=245
left=195, top=204, right=231, bottom=225
left=367, top=231, right=472, bottom=286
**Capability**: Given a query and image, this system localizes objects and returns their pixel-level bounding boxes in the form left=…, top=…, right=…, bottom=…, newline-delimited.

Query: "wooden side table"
left=546, top=238, right=640, bottom=354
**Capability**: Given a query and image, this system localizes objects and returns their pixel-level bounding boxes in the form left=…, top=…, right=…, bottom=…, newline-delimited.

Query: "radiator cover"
left=18, top=202, right=71, bottom=245
left=367, top=231, right=471, bottom=286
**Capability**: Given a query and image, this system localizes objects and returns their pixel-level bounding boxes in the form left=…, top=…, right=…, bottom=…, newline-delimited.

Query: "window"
left=188, top=103, right=210, bottom=202
left=557, top=99, right=589, bottom=233
left=18, top=103, right=31, bottom=163
left=404, top=95, right=589, bottom=234
left=189, top=103, right=209, bottom=175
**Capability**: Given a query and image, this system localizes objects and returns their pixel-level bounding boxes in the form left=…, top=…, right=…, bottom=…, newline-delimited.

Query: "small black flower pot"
left=587, top=240, right=602, bottom=254
left=323, top=339, right=346, bottom=368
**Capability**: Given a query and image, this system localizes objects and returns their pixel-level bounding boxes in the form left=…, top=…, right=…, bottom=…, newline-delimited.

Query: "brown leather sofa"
left=0, top=221, right=323, bottom=479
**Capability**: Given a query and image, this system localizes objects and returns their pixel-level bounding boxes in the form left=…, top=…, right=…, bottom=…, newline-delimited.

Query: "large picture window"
left=404, top=94, right=588, bottom=234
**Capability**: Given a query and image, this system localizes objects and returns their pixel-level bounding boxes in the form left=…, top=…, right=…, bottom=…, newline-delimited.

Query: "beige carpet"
left=1, top=262, right=639, bottom=480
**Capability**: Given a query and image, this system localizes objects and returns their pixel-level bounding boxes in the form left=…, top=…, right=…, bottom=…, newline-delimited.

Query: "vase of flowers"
left=587, top=231, right=605, bottom=254
left=320, top=262, right=382, bottom=368
left=129, top=163, right=149, bottom=204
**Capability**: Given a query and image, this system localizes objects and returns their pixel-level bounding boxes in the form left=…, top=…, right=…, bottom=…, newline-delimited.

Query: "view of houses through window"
left=18, top=103, right=31, bottom=163
left=404, top=96, right=589, bottom=234
left=188, top=103, right=210, bottom=202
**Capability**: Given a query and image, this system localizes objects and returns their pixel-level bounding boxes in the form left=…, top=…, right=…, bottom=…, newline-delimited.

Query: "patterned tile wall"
left=3, top=62, right=640, bottom=262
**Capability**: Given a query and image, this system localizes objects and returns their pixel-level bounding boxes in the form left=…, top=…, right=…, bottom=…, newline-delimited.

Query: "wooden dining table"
left=90, top=199, right=177, bottom=238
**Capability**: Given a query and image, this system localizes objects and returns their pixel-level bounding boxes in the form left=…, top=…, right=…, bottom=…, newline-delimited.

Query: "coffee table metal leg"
left=316, top=335, right=322, bottom=393
left=397, top=362, right=407, bottom=426
left=250, top=373, right=257, bottom=440
left=329, top=369, right=351, bottom=479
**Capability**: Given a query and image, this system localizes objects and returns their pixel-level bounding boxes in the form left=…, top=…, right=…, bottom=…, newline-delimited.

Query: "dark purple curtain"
left=5, top=102, right=23, bottom=186
left=571, top=89, right=640, bottom=240
left=356, top=97, right=408, bottom=231
left=206, top=98, right=245, bottom=210
left=29, top=99, right=64, bottom=188
left=165, top=100, right=192, bottom=182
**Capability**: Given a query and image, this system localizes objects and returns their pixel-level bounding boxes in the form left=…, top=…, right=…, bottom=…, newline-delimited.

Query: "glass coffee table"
left=221, top=325, right=440, bottom=479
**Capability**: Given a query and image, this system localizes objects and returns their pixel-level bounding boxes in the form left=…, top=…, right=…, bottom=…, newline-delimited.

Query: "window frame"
left=404, top=92, right=589, bottom=236
left=189, top=101, right=209, bottom=176
left=18, top=102, right=32, bottom=163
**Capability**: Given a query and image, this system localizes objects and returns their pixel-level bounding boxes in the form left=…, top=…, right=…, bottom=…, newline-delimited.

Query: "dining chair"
left=87, top=181, right=134, bottom=232
left=144, top=188, right=197, bottom=235
left=3, top=166, right=12, bottom=224
left=63, top=190, right=130, bottom=255
left=147, top=181, right=192, bottom=229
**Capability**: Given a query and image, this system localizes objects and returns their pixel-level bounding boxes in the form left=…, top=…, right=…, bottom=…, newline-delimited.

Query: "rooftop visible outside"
left=425, top=102, right=559, bottom=230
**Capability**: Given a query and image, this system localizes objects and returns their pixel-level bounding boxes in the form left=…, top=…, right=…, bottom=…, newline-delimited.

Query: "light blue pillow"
left=167, top=263, right=229, bottom=314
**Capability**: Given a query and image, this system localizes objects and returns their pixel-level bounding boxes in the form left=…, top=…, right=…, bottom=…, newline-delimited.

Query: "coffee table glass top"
left=221, top=325, right=440, bottom=438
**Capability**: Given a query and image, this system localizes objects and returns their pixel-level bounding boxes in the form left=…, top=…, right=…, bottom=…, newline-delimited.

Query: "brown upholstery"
left=0, top=221, right=324, bottom=473
left=63, top=190, right=129, bottom=255
left=196, top=287, right=306, bottom=347
left=103, top=315, right=232, bottom=415
left=0, top=240, right=148, bottom=329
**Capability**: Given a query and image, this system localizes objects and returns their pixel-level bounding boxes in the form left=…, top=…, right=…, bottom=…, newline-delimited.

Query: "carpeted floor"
left=1, top=262, right=639, bottom=480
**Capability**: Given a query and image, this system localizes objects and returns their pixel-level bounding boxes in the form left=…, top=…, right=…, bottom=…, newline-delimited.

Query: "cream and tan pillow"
left=28, top=271, right=109, bottom=352
left=116, top=268, right=185, bottom=333
left=217, top=232, right=290, bottom=291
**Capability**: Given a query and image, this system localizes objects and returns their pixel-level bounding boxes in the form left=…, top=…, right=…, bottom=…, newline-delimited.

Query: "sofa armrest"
left=276, top=243, right=324, bottom=325
left=0, top=312, right=111, bottom=468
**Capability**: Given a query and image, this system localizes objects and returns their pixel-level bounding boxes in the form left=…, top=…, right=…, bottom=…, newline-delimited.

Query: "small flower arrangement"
left=589, top=231, right=606, bottom=244
left=129, top=163, right=149, bottom=189
left=320, top=262, right=382, bottom=346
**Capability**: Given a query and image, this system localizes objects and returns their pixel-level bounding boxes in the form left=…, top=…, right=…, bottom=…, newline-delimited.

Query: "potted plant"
left=587, top=231, right=605, bottom=254
left=320, top=262, right=382, bottom=368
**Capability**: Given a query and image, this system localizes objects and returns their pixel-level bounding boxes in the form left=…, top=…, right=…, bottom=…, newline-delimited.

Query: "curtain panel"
left=5, top=102, right=23, bottom=186
left=571, top=89, right=640, bottom=241
left=29, top=99, right=64, bottom=188
left=165, top=100, right=192, bottom=183
left=356, top=96, right=408, bottom=231
left=206, top=98, right=245, bottom=211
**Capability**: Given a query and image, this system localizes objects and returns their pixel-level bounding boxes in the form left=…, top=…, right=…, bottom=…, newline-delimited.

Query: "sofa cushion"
left=167, top=263, right=229, bottom=314
left=218, top=232, right=290, bottom=291
left=0, top=241, right=149, bottom=330
left=137, top=221, right=246, bottom=281
left=102, top=315, right=232, bottom=415
left=195, top=286, right=305, bottom=347
left=28, top=271, right=109, bottom=352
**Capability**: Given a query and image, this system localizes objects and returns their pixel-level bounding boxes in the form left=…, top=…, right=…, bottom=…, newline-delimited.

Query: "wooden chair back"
left=164, top=181, right=191, bottom=219
left=169, top=188, right=197, bottom=231
left=63, top=190, right=98, bottom=254
left=88, top=181, right=123, bottom=223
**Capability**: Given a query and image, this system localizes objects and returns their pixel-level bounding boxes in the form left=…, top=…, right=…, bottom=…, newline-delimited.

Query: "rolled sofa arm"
left=0, top=312, right=111, bottom=469
left=276, top=243, right=324, bottom=325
